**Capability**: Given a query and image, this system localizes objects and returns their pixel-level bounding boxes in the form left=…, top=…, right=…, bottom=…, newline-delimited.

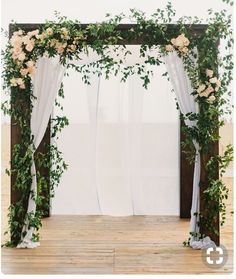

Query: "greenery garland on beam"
left=1, top=1, right=233, bottom=247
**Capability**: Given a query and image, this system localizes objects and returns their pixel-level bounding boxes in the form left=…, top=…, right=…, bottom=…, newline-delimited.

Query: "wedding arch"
left=2, top=4, right=233, bottom=249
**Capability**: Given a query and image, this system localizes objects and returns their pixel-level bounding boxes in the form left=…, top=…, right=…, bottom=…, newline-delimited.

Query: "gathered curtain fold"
left=17, top=56, right=65, bottom=248
left=93, top=74, right=143, bottom=216
left=122, top=75, right=144, bottom=215
left=86, top=74, right=102, bottom=213
left=164, top=51, right=216, bottom=249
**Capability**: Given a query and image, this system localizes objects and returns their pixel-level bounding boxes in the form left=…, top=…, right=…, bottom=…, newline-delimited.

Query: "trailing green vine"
left=2, top=1, right=233, bottom=247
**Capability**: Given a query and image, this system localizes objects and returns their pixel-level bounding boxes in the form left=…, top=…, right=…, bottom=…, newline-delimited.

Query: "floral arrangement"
left=165, top=33, right=190, bottom=55
left=164, top=33, right=221, bottom=107
left=196, top=69, right=221, bottom=104
left=2, top=2, right=233, bottom=247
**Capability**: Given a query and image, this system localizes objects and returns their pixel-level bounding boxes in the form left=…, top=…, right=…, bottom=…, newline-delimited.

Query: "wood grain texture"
left=2, top=123, right=233, bottom=275
left=1, top=211, right=233, bottom=274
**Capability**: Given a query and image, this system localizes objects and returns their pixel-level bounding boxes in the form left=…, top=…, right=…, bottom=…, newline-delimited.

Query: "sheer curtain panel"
left=17, top=56, right=65, bottom=248
left=164, top=51, right=216, bottom=249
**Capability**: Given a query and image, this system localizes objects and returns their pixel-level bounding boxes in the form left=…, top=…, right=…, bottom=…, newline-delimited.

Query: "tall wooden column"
left=200, top=143, right=220, bottom=245
left=180, top=120, right=194, bottom=218
left=9, top=26, right=51, bottom=233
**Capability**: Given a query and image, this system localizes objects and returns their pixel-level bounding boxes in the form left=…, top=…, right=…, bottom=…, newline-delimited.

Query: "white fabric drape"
left=17, top=56, right=65, bottom=248
left=52, top=47, right=179, bottom=216
left=53, top=61, right=180, bottom=216
left=86, top=75, right=102, bottom=213
left=122, top=76, right=144, bottom=214
left=96, top=74, right=144, bottom=216
left=164, top=51, right=216, bottom=249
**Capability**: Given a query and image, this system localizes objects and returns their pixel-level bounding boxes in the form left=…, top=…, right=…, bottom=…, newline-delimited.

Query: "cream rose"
left=16, top=78, right=24, bottom=85
left=169, top=34, right=189, bottom=54
left=20, top=68, right=28, bottom=76
left=49, top=39, right=58, bottom=47
left=17, top=52, right=26, bottom=61
left=25, top=40, right=35, bottom=52
left=26, top=60, right=36, bottom=77
left=73, top=35, right=84, bottom=42
left=46, top=27, right=53, bottom=36
left=209, top=77, right=218, bottom=84
left=205, top=85, right=214, bottom=94
left=207, top=95, right=216, bottom=104
left=61, top=27, right=70, bottom=40
left=183, top=38, right=190, bottom=46
left=26, top=60, right=35, bottom=68
left=56, top=45, right=65, bottom=54
left=171, top=38, right=176, bottom=45
left=172, top=34, right=189, bottom=48
left=36, top=32, right=47, bottom=40
left=10, top=35, right=23, bottom=47
left=43, top=51, right=50, bottom=58
left=205, top=69, right=214, bottom=78
left=10, top=77, right=18, bottom=87
left=181, top=47, right=189, bottom=54
left=165, top=44, right=174, bottom=52
left=19, top=83, right=26, bottom=89
left=11, top=78, right=25, bottom=89
left=28, top=67, right=36, bottom=77
left=13, top=30, right=23, bottom=36
left=180, top=34, right=190, bottom=46
left=61, top=27, right=68, bottom=35
left=199, top=90, right=209, bottom=97
left=55, top=42, right=67, bottom=54
left=27, top=29, right=39, bottom=37
left=22, top=35, right=31, bottom=45
left=197, top=84, right=206, bottom=94
left=179, top=34, right=190, bottom=46
left=174, top=37, right=184, bottom=47
left=12, top=45, right=23, bottom=58
left=215, top=79, right=221, bottom=87
left=68, top=44, right=76, bottom=52
left=199, top=85, right=214, bottom=97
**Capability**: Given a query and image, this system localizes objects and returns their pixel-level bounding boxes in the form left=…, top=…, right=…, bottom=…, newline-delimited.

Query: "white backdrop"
left=52, top=47, right=180, bottom=215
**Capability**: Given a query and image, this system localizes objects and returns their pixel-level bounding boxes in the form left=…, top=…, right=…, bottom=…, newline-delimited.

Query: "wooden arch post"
left=9, top=23, right=219, bottom=245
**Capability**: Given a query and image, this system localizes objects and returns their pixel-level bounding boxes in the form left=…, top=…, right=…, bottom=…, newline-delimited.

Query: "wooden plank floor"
left=1, top=213, right=233, bottom=274
left=1, top=124, right=234, bottom=274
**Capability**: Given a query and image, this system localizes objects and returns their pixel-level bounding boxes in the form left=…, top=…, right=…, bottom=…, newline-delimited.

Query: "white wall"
left=1, top=0, right=231, bottom=27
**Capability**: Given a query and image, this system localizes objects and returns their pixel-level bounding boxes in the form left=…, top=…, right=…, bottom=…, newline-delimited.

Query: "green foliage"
left=1, top=1, right=233, bottom=247
left=222, top=0, right=234, bottom=6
